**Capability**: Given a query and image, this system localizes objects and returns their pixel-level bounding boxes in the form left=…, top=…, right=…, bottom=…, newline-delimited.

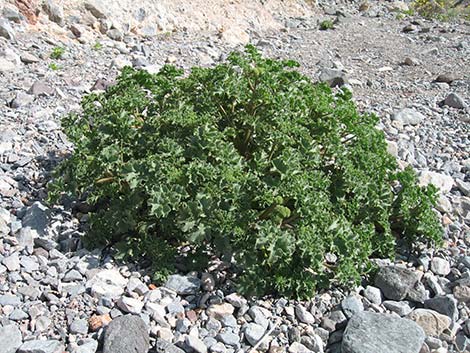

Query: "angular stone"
left=408, top=309, right=451, bottom=336
left=84, top=0, right=107, bottom=18
left=341, top=295, right=364, bottom=319
left=116, top=296, right=144, bottom=314
left=22, top=202, right=49, bottom=234
left=86, top=269, right=127, bottom=299
left=424, top=295, right=458, bottom=322
left=43, top=0, right=64, bottom=26
left=375, top=266, right=420, bottom=301
left=70, top=318, right=89, bottom=335
left=342, top=311, right=425, bottom=353
left=443, top=93, right=466, bottom=109
left=17, top=340, right=64, bottom=353
left=164, top=274, right=201, bottom=295
left=185, top=335, right=207, bottom=353
left=0, top=294, right=21, bottom=306
left=102, top=315, right=149, bottom=353
left=244, top=322, right=265, bottom=346
left=0, top=324, right=22, bottom=353
left=364, top=286, right=382, bottom=304
left=295, top=304, right=315, bottom=324
left=3, top=252, right=20, bottom=271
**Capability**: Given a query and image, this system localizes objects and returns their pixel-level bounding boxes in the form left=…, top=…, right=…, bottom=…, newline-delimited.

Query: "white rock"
left=430, top=257, right=451, bottom=276
left=86, top=269, right=127, bottom=299
left=116, top=296, right=144, bottom=314
left=392, top=108, right=425, bottom=126
left=418, top=171, right=454, bottom=194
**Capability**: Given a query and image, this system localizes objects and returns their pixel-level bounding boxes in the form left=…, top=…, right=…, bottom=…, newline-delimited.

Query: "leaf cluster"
left=49, top=46, right=442, bottom=298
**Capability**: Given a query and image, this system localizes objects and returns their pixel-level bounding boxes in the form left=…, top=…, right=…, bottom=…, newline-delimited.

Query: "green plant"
left=50, top=46, right=65, bottom=59
left=319, top=19, right=334, bottom=30
left=93, top=41, right=103, bottom=51
left=411, top=0, right=470, bottom=20
left=49, top=46, right=442, bottom=298
left=49, top=63, right=61, bottom=71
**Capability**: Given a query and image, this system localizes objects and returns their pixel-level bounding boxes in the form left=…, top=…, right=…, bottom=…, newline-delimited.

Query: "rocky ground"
left=0, top=0, right=470, bottom=353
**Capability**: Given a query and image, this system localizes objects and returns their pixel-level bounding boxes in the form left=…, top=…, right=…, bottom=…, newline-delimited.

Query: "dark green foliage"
left=49, top=46, right=442, bottom=298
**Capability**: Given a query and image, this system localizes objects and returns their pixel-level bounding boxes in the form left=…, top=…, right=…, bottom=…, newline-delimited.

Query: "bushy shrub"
left=49, top=46, right=442, bottom=298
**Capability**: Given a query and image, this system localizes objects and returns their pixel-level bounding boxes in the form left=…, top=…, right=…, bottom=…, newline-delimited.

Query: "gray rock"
left=435, top=73, right=458, bottom=83
left=2, top=7, right=22, bottom=23
left=63, top=269, right=83, bottom=282
left=107, top=28, right=123, bottom=41
left=217, top=331, right=240, bottom=347
left=73, top=339, right=98, bottom=353
left=300, top=335, right=323, bottom=353
left=375, top=266, right=420, bottom=301
left=443, top=93, right=466, bottom=109
left=20, top=255, right=39, bottom=272
left=383, top=300, right=413, bottom=316
left=164, top=274, right=201, bottom=295
left=364, top=286, right=382, bottom=304
left=102, top=315, right=149, bottom=353
left=17, top=340, right=64, bottom=353
left=424, top=295, right=458, bottom=322
left=43, top=0, right=64, bottom=26
left=185, top=335, right=207, bottom=353
left=295, top=304, right=315, bottom=324
left=0, top=324, right=22, bottom=353
left=341, top=295, right=364, bottom=318
left=457, top=180, right=470, bottom=196
left=20, top=52, right=40, bottom=64
left=392, top=108, right=425, bottom=126
left=3, top=252, right=20, bottom=271
left=342, top=311, right=425, bottom=353
left=22, top=202, right=49, bottom=234
left=70, top=319, right=89, bottom=335
left=288, top=342, right=314, bottom=353
left=155, top=340, right=185, bottom=353
left=10, top=91, right=35, bottom=108
left=85, top=1, right=107, bottom=18
left=9, top=308, right=29, bottom=321
left=248, top=306, right=269, bottom=329
left=0, top=19, right=15, bottom=41
left=319, top=68, right=347, bottom=87
left=244, top=322, right=265, bottom=346
left=0, top=294, right=21, bottom=306
left=28, top=81, right=54, bottom=98
left=430, top=257, right=451, bottom=276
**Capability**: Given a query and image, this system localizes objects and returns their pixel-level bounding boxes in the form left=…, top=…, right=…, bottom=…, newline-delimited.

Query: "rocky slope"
left=0, top=1, right=469, bottom=353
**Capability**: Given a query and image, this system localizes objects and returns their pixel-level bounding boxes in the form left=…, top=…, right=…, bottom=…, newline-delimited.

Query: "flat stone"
left=22, top=202, right=49, bottom=234
left=20, top=53, right=40, bottom=64
left=248, top=306, right=269, bottom=329
left=164, top=274, right=201, bottom=295
left=206, top=303, right=234, bottom=319
left=3, top=252, right=20, bottom=271
left=17, top=340, right=64, bottom=353
left=0, top=324, right=23, bottom=353
left=364, top=286, right=382, bottom=304
left=408, top=309, right=451, bottom=336
left=342, top=311, right=425, bottom=353
left=10, top=308, right=29, bottom=321
left=28, top=81, right=54, bottom=97
left=102, top=315, right=149, bottom=353
left=10, top=91, right=35, bottom=108
left=375, top=266, right=420, bottom=301
left=42, top=0, right=64, bottom=26
left=383, top=300, right=413, bottom=316
left=70, top=318, right=89, bottom=335
left=393, top=108, right=425, bottom=126
left=0, top=294, right=21, bottom=306
left=217, top=331, right=240, bottom=347
left=435, top=73, right=458, bottom=83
